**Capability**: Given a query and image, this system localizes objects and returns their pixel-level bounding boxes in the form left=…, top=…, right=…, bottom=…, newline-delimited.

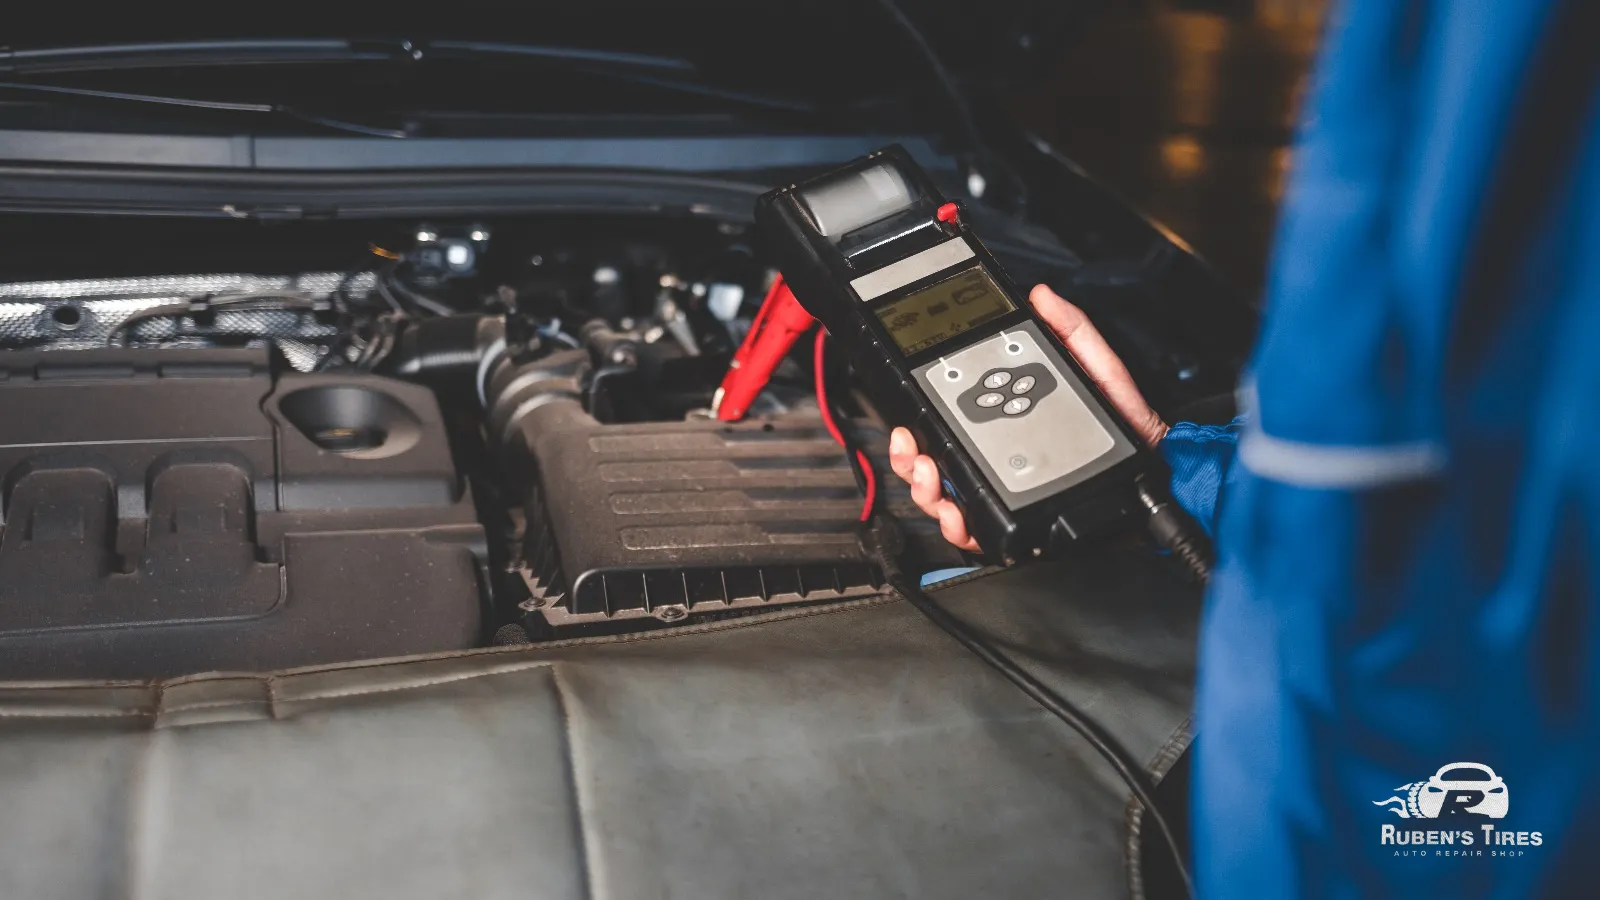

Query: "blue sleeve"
left=1190, top=2, right=1600, bottom=898
left=1157, top=416, right=1244, bottom=538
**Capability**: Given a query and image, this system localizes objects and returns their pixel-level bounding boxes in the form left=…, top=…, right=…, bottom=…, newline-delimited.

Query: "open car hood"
left=2, top=0, right=1100, bottom=90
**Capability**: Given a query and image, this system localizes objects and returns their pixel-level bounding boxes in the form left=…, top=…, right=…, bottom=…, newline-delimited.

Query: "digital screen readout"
left=873, top=267, right=1015, bottom=355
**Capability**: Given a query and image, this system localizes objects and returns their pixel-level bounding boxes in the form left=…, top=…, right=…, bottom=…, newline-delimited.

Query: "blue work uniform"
left=1160, top=0, right=1600, bottom=895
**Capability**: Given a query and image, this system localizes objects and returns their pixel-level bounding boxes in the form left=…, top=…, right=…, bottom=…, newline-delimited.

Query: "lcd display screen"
left=873, top=267, right=1015, bottom=355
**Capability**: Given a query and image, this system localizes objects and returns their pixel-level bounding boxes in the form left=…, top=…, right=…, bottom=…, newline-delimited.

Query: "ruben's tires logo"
left=1373, top=762, right=1541, bottom=856
left=1373, top=762, right=1509, bottom=819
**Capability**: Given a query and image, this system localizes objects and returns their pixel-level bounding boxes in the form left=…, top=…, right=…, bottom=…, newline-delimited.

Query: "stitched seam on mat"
left=0, top=708, right=152, bottom=719
left=157, top=699, right=272, bottom=714
left=163, top=674, right=273, bottom=690
left=263, top=675, right=281, bottom=720
left=1123, top=715, right=1196, bottom=900
left=1124, top=793, right=1146, bottom=900
left=0, top=663, right=565, bottom=720
left=0, top=601, right=894, bottom=714
left=1145, top=715, right=1195, bottom=780
left=282, top=661, right=560, bottom=704
left=548, top=664, right=597, bottom=900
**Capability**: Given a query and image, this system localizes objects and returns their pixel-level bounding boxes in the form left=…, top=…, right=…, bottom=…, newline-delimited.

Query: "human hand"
left=886, top=284, right=1169, bottom=552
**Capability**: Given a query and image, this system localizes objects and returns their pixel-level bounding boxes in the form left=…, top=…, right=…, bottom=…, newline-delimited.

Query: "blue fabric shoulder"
left=1158, top=417, right=1245, bottom=537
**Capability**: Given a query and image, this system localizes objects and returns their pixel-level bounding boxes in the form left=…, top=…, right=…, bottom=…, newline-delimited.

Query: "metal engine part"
left=0, top=271, right=376, bottom=369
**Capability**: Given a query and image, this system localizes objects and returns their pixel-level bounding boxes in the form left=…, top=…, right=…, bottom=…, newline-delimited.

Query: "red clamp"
left=936, top=202, right=960, bottom=224
left=713, top=276, right=816, bottom=421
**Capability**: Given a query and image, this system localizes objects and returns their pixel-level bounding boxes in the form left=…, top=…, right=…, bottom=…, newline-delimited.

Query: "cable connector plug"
left=1136, top=474, right=1214, bottom=585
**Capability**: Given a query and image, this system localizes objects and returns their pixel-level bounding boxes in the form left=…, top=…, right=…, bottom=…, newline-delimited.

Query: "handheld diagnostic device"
left=756, top=146, right=1155, bottom=565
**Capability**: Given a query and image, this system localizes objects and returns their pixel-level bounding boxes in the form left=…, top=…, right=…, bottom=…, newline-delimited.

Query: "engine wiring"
left=95, top=240, right=466, bottom=376
left=350, top=312, right=405, bottom=371
left=326, top=244, right=466, bottom=372
left=382, top=270, right=455, bottom=317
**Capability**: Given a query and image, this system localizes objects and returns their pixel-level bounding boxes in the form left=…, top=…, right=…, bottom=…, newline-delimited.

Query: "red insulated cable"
left=812, top=327, right=845, bottom=445
left=856, top=448, right=877, bottom=523
left=813, top=329, right=876, bottom=522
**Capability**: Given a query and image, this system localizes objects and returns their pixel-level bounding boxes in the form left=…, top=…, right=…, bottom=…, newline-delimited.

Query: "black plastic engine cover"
left=0, top=349, right=485, bottom=679
left=507, top=396, right=963, bottom=631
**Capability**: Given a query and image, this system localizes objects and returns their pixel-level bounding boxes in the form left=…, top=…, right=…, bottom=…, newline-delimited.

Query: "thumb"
left=1028, top=284, right=1168, bottom=446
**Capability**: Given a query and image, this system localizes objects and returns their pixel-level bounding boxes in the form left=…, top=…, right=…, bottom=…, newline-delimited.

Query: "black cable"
left=318, top=269, right=375, bottom=371
left=821, top=337, right=1195, bottom=897
left=351, top=313, right=406, bottom=372
left=382, top=268, right=455, bottom=317
left=816, top=332, right=875, bottom=510
left=872, top=0, right=989, bottom=162
left=371, top=275, right=408, bottom=315
left=835, top=413, right=871, bottom=501
left=868, top=529, right=1196, bottom=900
left=872, top=0, right=1026, bottom=206
left=1136, top=474, right=1214, bottom=585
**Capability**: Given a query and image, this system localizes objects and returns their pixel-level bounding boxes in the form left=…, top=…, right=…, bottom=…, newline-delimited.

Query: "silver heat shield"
left=0, top=272, right=377, bottom=371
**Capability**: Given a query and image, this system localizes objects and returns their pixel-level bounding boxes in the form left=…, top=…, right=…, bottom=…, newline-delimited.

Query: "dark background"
left=1010, top=0, right=1329, bottom=301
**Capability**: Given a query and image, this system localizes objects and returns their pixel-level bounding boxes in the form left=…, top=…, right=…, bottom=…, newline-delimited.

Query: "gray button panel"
left=913, top=321, right=1129, bottom=505
left=957, top=362, right=1057, bottom=423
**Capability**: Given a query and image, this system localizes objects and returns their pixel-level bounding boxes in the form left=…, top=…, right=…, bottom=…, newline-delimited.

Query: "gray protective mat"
left=0, top=549, right=1197, bottom=900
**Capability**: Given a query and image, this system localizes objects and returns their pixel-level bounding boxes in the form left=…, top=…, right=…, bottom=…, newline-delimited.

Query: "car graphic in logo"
left=1373, top=762, right=1509, bottom=819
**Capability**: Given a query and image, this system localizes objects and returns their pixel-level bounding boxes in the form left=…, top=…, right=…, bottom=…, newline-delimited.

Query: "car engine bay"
left=0, top=208, right=1242, bottom=679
